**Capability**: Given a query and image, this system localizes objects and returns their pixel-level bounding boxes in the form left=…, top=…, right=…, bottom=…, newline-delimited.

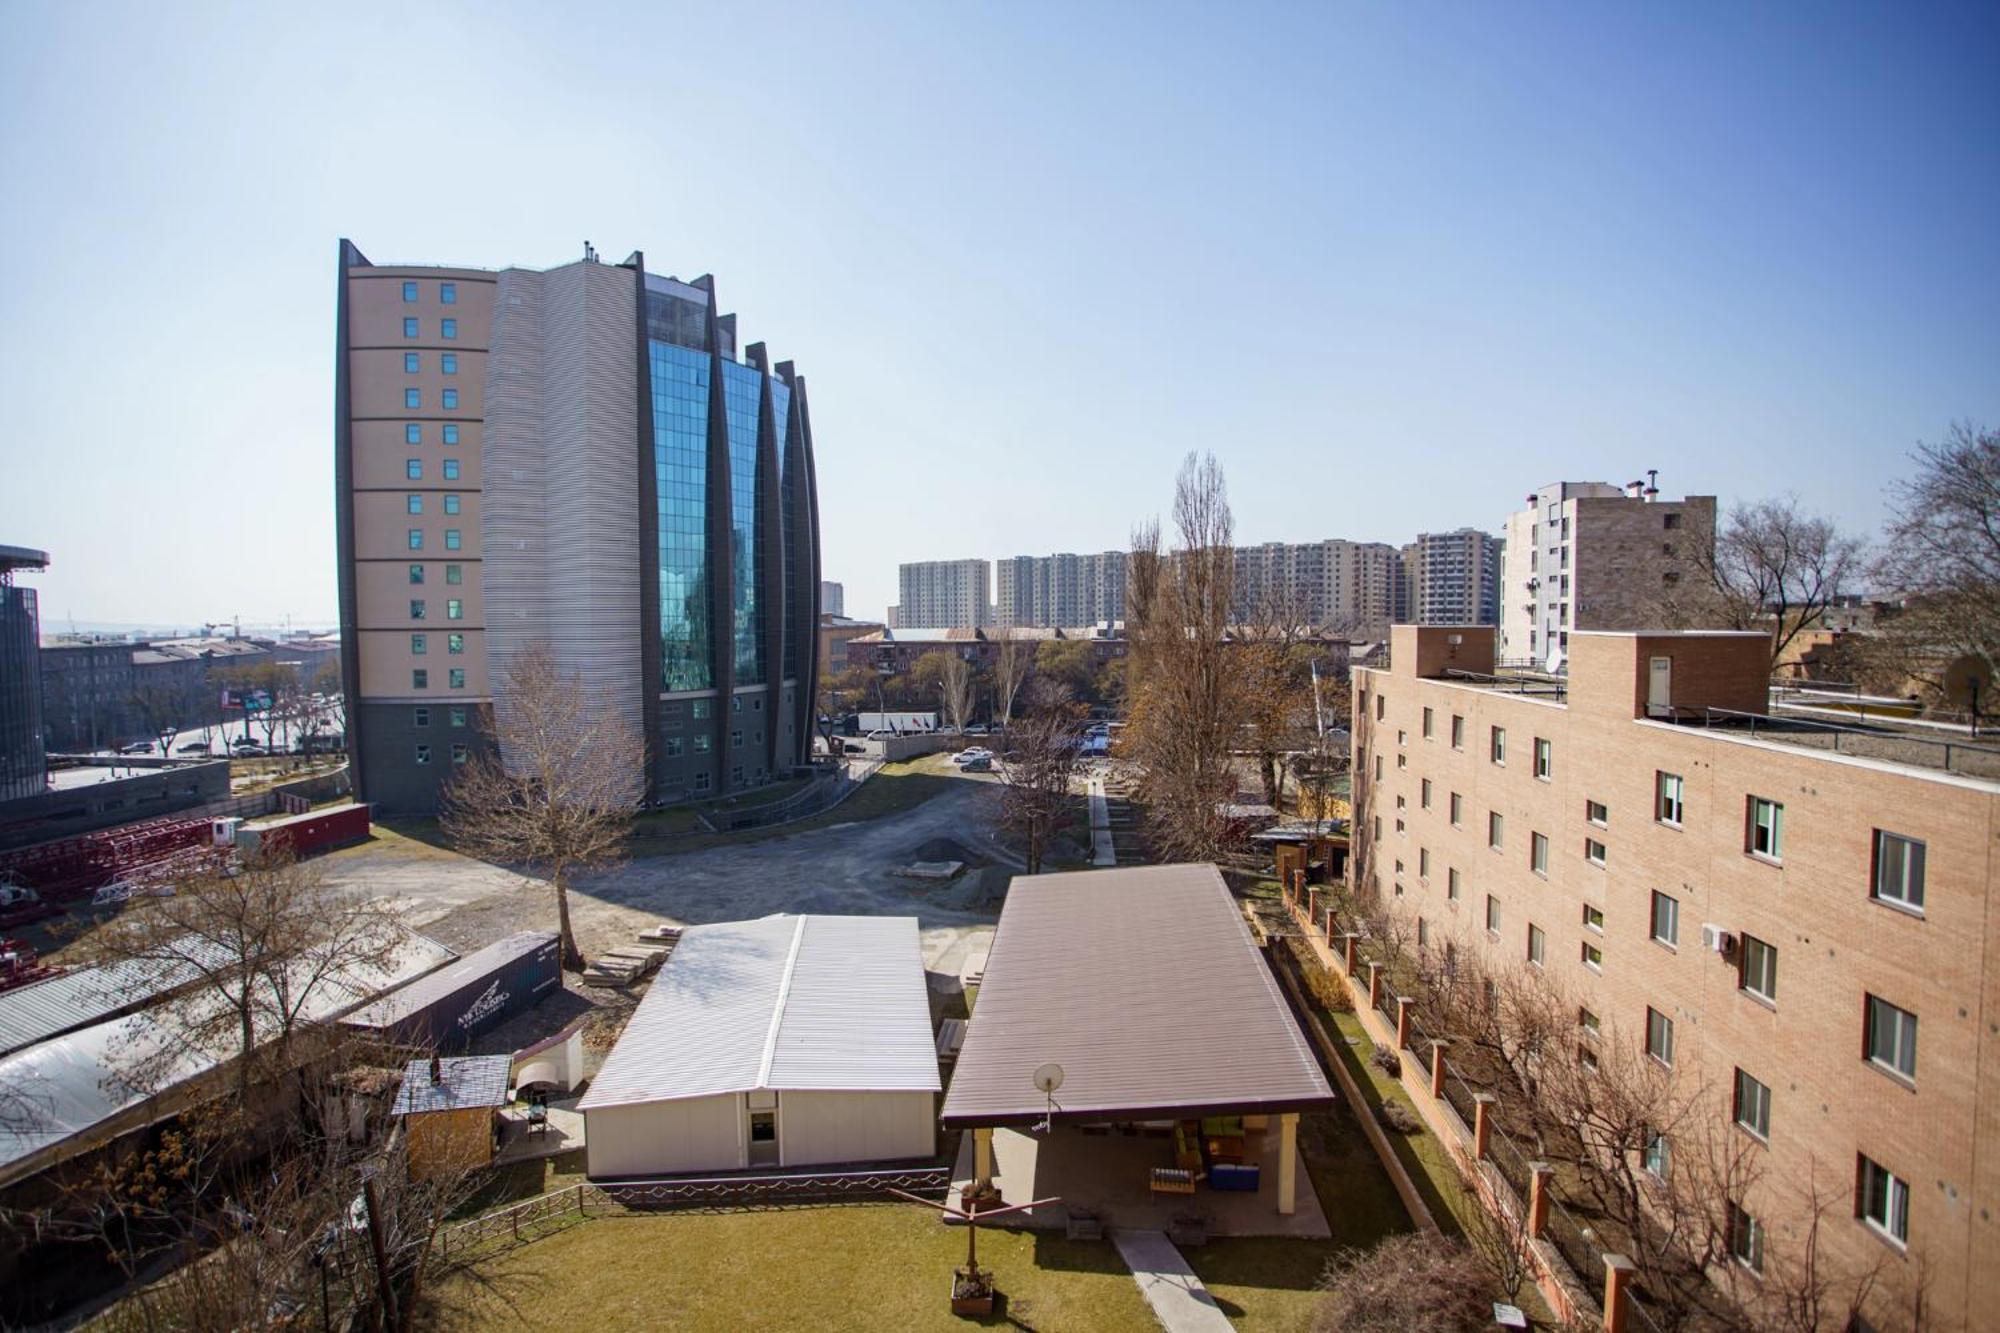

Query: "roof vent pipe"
left=1644, top=468, right=1660, bottom=501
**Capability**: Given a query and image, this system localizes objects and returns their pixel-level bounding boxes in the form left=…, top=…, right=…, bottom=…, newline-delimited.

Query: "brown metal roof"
left=939, top=863, right=1333, bottom=1128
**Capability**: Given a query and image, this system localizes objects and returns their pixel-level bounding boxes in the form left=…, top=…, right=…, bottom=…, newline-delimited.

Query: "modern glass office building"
left=337, top=244, right=821, bottom=815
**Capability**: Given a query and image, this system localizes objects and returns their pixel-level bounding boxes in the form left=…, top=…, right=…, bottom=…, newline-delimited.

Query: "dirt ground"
left=320, top=767, right=1013, bottom=1058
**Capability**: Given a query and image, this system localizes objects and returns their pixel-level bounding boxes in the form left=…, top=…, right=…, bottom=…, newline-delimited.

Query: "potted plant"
left=950, top=1264, right=996, bottom=1316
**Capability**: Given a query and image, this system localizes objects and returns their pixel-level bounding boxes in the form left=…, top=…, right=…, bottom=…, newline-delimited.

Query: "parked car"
left=865, top=729, right=898, bottom=740
left=963, top=724, right=989, bottom=736
left=232, top=742, right=267, bottom=756
left=959, top=755, right=993, bottom=772
left=177, top=740, right=212, bottom=754
left=951, top=747, right=995, bottom=766
left=119, top=741, right=155, bottom=755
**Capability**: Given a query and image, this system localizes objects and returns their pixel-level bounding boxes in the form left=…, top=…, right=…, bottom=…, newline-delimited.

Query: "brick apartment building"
left=1352, top=624, right=1997, bottom=1329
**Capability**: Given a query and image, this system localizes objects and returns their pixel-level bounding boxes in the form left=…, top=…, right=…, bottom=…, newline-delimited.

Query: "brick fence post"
left=1341, top=933, right=1359, bottom=974
left=1323, top=904, right=1338, bottom=940
left=1307, top=886, right=1320, bottom=924
left=1602, top=1253, right=1636, bottom=1333
left=1528, top=1162, right=1552, bottom=1238
left=1394, top=995, right=1412, bottom=1051
left=1430, top=1038, right=1449, bottom=1099
left=1472, top=1093, right=1496, bottom=1161
left=1367, top=961, right=1383, bottom=1007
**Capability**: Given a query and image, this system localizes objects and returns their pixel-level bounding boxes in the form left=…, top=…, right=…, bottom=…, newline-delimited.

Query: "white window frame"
left=1748, top=795, right=1784, bottom=862
left=1871, top=831, right=1926, bottom=914
left=1865, top=995, right=1917, bottom=1082
left=1656, top=771, right=1684, bottom=826
left=1650, top=891, right=1679, bottom=948
left=1858, top=1154, right=1910, bottom=1247
left=1739, top=934, right=1778, bottom=1003
left=1646, top=1006, right=1675, bottom=1066
left=1734, top=1068, right=1771, bottom=1141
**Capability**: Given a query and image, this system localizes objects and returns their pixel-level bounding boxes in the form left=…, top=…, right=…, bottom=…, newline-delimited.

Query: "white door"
left=1648, top=656, right=1672, bottom=718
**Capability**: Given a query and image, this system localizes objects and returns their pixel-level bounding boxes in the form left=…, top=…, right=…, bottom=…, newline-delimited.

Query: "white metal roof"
left=579, top=915, right=940, bottom=1111
left=0, top=931, right=454, bottom=1185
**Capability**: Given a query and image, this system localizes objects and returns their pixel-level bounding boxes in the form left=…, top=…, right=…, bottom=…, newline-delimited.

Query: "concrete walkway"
left=1087, top=774, right=1117, bottom=866
left=1111, top=1229, right=1235, bottom=1332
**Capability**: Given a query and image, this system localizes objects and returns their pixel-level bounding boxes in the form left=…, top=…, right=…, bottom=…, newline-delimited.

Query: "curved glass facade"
left=772, top=380, right=800, bottom=681
left=651, top=339, right=712, bottom=692
left=722, top=361, right=765, bottom=685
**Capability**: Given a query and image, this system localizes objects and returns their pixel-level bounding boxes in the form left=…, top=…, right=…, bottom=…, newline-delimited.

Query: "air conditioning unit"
left=1700, top=923, right=1736, bottom=957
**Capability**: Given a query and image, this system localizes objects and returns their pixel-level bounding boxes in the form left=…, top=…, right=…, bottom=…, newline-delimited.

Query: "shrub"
left=1287, top=937, right=1354, bottom=1013
left=1311, top=1234, right=1494, bottom=1333
left=1378, top=1100, right=1422, bottom=1134
left=1369, top=1046, right=1402, bottom=1079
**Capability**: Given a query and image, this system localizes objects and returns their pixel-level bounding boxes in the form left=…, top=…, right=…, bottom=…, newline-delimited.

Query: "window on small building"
left=1581, top=941, right=1602, bottom=971
left=1578, top=1007, right=1600, bottom=1036
left=409, top=599, right=426, bottom=620
left=448, top=669, right=465, bottom=689
left=406, top=459, right=423, bottom=480
left=1451, top=715, right=1465, bottom=749
left=1489, top=811, right=1505, bottom=849
left=1728, top=1202, right=1764, bottom=1272
left=412, top=670, right=428, bottom=690
left=401, top=281, right=418, bottom=302
left=1530, top=831, right=1548, bottom=875
left=1739, top=934, right=1778, bottom=1003
left=443, top=494, right=461, bottom=515
left=403, top=317, right=419, bottom=338
left=1534, top=737, right=1551, bottom=779
left=1747, top=796, right=1784, bottom=861
left=1585, top=838, right=1607, bottom=867
left=408, top=529, right=423, bottom=551
left=440, top=282, right=456, bottom=304
left=1490, top=726, right=1507, bottom=765
left=407, top=494, right=423, bottom=515
left=443, top=423, right=460, bottom=444
left=1871, top=832, right=1925, bottom=912
left=414, top=743, right=430, bottom=765
left=406, top=423, right=422, bottom=444
left=445, top=529, right=462, bottom=550
left=1646, top=1007, right=1675, bottom=1065
left=1421, top=778, right=1432, bottom=809
left=442, top=388, right=459, bottom=410
left=447, top=633, right=464, bottom=654
left=408, top=563, right=424, bottom=584
left=1734, top=1068, right=1770, bottom=1140
left=445, top=564, right=462, bottom=584
left=450, top=744, right=468, bottom=764
left=1650, top=891, right=1679, bottom=947
left=1656, top=772, right=1684, bottom=826
left=1643, top=1129, right=1670, bottom=1179
left=1450, top=792, right=1463, bottom=826
left=441, top=353, right=457, bottom=374
left=1865, top=995, right=1917, bottom=1080
left=1447, top=867, right=1461, bottom=901
left=1485, top=895, right=1501, bottom=936
left=410, top=634, right=426, bottom=655
left=1422, top=706, right=1434, bottom=739
left=1858, top=1155, right=1909, bottom=1246
left=1418, top=847, right=1430, bottom=880
left=1586, top=799, right=1608, bottom=826
left=1527, top=923, right=1545, bottom=967
left=405, top=388, right=421, bottom=409
left=404, top=352, right=420, bottom=373
left=1581, top=903, right=1604, bottom=933
left=442, top=459, right=460, bottom=480
left=441, top=318, right=458, bottom=339
left=450, top=707, right=466, bottom=727
left=413, top=707, right=429, bottom=728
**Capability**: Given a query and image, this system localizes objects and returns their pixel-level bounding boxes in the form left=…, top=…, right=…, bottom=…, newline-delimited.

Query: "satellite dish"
left=1032, top=1063, right=1065, bottom=1094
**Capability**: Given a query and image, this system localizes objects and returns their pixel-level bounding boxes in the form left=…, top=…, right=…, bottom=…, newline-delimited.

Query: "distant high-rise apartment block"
left=995, top=550, right=1127, bottom=627
left=1397, top=529, right=1502, bottom=627
left=336, top=241, right=821, bottom=815
left=819, top=581, right=844, bottom=618
left=0, top=545, right=48, bottom=801
left=1498, top=478, right=1716, bottom=668
left=1233, top=539, right=1401, bottom=638
left=896, top=559, right=991, bottom=628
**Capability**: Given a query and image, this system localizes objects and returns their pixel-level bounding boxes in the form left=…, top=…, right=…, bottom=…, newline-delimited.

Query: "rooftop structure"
left=579, top=914, right=938, bottom=1177
left=0, top=546, right=47, bottom=802
left=942, top=864, right=1331, bottom=1127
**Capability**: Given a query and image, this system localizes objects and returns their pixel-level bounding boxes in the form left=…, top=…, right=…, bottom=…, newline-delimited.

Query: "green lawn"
left=430, top=1204, right=1157, bottom=1332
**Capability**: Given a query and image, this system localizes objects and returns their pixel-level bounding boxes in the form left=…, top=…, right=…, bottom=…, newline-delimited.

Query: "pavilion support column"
left=973, top=1126, right=994, bottom=1188
left=1277, top=1113, right=1298, bottom=1216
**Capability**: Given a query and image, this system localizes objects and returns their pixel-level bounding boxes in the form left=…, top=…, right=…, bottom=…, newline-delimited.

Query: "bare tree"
left=440, top=641, right=645, bottom=972
left=940, top=653, right=974, bottom=734
left=1125, top=453, right=1242, bottom=862
left=71, top=847, right=406, bottom=1105
left=1660, top=496, right=1863, bottom=670
left=127, top=681, right=188, bottom=758
left=1874, top=423, right=2000, bottom=708
left=996, top=679, right=1084, bottom=874
left=1310, top=1233, right=1495, bottom=1333
left=991, top=634, right=1030, bottom=728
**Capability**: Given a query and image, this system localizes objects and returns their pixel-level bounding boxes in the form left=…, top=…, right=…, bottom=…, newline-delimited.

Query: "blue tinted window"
left=404, top=352, right=420, bottom=373
left=441, top=319, right=457, bottom=339
left=441, top=389, right=458, bottom=410
left=443, top=494, right=460, bottom=515
left=407, top=495, right=422, bottom=515
left=445, top=529, right=461, bottom=550
left=441, top=354, right=457, bottom=375
left=445, top=564, right=462, bottom=584
left=440, top=282, right=456, bottom=304
left=408, top=564, right=424, bottom=584
left=650, top=340, right=712, bottom=691
left=772, top=378, right=797, bottom=679
left=405, top=423, right=422, bottom=444
left=405, top=388, right=421, bottom=409
left=408, top=529, right=423, bottom=551
left=402, top=281, right=418, bottom=302
left=448, top=633, right=464, bottom=653
left=449, top=668, right=465, bottom=689
left=406, top=460, right=422, bottom=480
left=442, top=424, right=459, bottom=445
left=441, top=459, right=459, bottom=480
left=412, top=670, right=428, bottom=690
left=722, top=361, right=764, bottom=684
left=411, top=634, right=427, bottom=655
left=403, top=317, right=418, bottom=337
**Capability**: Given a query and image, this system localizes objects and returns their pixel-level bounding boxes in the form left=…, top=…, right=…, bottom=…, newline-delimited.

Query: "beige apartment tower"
left=1352, top=624, right=1999, bottom=1329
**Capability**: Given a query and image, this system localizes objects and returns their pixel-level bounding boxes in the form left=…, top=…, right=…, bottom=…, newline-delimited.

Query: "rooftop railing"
left=1703, top=707, right=2000, bottom=779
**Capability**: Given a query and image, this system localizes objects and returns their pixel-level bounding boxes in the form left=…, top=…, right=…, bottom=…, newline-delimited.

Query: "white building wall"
left=778, top=1090, right=935, bottom=1166
left=583, top=1094, right=743, bottom=1177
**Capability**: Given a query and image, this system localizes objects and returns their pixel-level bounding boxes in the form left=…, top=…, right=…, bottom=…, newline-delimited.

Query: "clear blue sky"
left=1, top=1, right=1993, bottom=628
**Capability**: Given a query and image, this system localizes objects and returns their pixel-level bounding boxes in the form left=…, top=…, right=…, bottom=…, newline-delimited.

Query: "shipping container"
left=235, top=803, right=372, bottom=859
left=340, top=931, right=559, bottom=1054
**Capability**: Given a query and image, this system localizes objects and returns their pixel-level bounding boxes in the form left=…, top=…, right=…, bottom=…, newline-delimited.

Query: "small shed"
left=341, top=931, right=559, bottom=1054
left=578, top=914, right=940, bottom=1178
left=393, top=1054, right=513, bottom=1180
